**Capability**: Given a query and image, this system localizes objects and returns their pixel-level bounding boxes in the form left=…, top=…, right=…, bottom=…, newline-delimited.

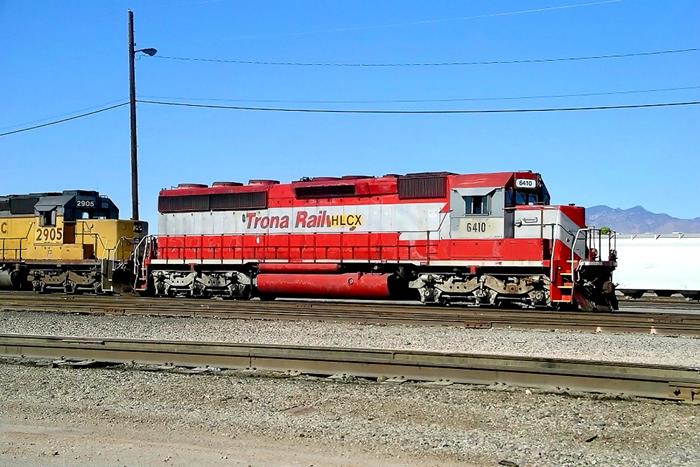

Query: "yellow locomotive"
left=0, top=190, right=147, bottom=293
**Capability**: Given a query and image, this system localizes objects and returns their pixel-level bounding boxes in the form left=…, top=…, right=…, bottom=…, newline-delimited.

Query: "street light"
left=127, top=10, right=157, bottom=221
left=136, top=47, right=158, bottom=57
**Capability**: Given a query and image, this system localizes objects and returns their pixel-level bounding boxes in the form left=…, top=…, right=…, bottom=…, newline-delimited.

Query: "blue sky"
left=1, top=0, right=698, bottom=225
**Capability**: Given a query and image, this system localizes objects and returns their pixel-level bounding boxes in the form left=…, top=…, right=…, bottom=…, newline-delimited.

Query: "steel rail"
left=1, top=334, right=698, bottom=403
left=2, top=293, right=700, bottom=336
left=619, top=298, right=700, bottom=310
left=2, top=290, right=698, bottom=309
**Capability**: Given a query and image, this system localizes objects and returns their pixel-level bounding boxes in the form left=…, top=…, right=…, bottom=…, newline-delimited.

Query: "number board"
left=515, top=178, right=537, bottom=189
left=76, top=199, right=96, bottom=208
left=35, top=227, right=63, bottom=244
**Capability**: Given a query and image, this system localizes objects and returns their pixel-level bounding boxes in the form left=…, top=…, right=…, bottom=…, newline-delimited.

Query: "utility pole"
left=127, top=9, right=139, bottom=221
left=127, top=11, right=157, bottom=221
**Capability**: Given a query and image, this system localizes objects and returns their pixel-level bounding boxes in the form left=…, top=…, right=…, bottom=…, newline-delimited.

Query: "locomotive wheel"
left=33, top=280, right=46, bottom=294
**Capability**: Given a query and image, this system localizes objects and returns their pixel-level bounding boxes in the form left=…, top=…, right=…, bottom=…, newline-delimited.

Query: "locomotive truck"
left=133, top=171, right=618, bottom=310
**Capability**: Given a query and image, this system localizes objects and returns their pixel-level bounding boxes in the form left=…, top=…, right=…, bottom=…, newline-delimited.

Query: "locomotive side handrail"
left=109, top=236, right=140, bottom=263
left=0, top=237, right=25, bottom=262
left=132, top=234, right=156, bottom=290
left=149, top=228, right=446, bottom=265
left=143, top=214, right=602, bottom=274
left=571, top=227, right=617, bottom=282
left=77, top=224, right=110, bottom=256
left=1, top=229, right=131, bottom=263
left=0, top=223, right=33, bottom=262
left=147, top=218, right=585, bottom=266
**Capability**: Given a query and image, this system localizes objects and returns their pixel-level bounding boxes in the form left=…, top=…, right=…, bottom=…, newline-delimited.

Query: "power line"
left=0, top=102, right=129, bottom=138
left=138, top=99, right=700, bottom=114
left=4, top=96, right=696, bottom=139
left=152, top=47, right=699, bottom=67
left=140, top=85, right=700, bottom=105
left=0, top=99, right=129, bottom=132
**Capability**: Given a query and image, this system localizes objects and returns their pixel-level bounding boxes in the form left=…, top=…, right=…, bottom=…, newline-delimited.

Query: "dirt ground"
left=0, top=417, right=465, bottom=467
left=1, top=362, right=697, bottom=466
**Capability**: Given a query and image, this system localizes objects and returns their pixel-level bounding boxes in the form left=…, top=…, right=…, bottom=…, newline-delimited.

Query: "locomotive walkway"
left=2, top=292, right=700, bottom=336
left=1, top=333, right=698, bottom=403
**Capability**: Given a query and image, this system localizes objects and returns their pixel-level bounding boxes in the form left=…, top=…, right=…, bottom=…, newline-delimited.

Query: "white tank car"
left=614, top=234, right=700, bottom=299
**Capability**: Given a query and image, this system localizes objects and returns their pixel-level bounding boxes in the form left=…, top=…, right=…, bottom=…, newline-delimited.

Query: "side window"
left=505, top=188, right=515, bottom=207
left=464, top=196, right=489, bottom=215
left=39, top=209, right=56, bottom=227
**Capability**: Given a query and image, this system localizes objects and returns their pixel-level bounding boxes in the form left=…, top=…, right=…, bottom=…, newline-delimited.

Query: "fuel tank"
left=255, top=272, right=391, bottom=299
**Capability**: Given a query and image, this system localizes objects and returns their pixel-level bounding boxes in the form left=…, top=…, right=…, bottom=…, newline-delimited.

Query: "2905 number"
left=36, top=227, right=63, bottom=242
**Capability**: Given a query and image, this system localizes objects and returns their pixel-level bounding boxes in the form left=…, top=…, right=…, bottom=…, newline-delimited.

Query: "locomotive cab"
left=448, top=172, right=550, bottom=240
left=443, top=172, right=617, bottom=310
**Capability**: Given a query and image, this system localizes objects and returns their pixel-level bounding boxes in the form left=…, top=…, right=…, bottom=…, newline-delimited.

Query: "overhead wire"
left=137, top=99, right=700, bottom=114
left=4, top=93, right=698, bottom=139
left=0, top=99, right=129, bottom=132
left=0, top=102, right=128, bottom=138
left=151, top=47, right=700, bottom=67
left=139, top=85, right=700, bottom=105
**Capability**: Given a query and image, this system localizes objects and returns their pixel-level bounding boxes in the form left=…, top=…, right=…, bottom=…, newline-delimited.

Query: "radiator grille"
left=210, top=192, right=267, bottom=210
left=398, top=175, right=447, bottom=199
left=295, top=184, right=356, bottom=199
left=159, top=192, right=268, bottom=213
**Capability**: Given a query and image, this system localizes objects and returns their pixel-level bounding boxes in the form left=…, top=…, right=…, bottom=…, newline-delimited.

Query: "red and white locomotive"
left=135, top=171, right=618, bottom=310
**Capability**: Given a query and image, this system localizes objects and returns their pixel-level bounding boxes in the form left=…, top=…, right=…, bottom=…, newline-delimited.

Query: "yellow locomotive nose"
left=0, top=190, right=147, bottom=293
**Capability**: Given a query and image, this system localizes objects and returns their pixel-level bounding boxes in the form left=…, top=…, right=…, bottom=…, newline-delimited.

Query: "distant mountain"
left=586, top=205, right=700, bottom=234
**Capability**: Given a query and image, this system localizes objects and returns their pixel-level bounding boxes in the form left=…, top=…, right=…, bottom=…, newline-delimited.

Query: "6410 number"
left=465, top=222, right=488, bottom=233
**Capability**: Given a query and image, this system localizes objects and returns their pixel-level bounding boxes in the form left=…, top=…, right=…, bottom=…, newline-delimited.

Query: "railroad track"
left=1, top=334, right=698, bottom=403
left=618, top=297, right=700, bottom=310
left=0, top=294, right=700, bottom=336
left=2, top=292, right=700, bottom=336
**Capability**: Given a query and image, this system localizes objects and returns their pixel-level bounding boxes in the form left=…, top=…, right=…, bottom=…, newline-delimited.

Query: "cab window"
left=513, top=188, right=550, bottom=206
left=39, top=209, right=56, bottom=227
left=464, top=196, right=489, bottom=215
left=516, top=191, right=539, bottom=205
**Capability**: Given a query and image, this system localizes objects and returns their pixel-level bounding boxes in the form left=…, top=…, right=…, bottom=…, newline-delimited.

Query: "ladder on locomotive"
left=132, top=235, right=154, bottom=291
left=550, top=239, right=575, bottom=304
left=551, top=227, right=617, bottom=305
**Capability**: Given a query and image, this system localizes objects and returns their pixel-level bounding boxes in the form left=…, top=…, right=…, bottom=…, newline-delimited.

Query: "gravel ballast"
left=1, top=362, right=698, bottom=466
left=1, top=310, right=699, bottom=367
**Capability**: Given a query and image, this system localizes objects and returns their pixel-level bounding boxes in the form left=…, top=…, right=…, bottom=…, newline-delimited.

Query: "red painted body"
left=256, top=272, right=391, bottom=299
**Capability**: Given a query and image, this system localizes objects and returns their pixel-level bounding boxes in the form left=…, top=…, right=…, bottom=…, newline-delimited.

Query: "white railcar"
left=614, top=234, right=700, bottom=299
